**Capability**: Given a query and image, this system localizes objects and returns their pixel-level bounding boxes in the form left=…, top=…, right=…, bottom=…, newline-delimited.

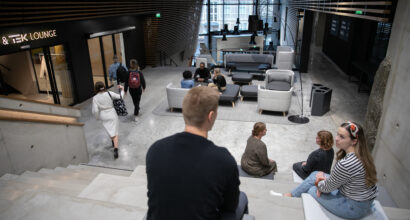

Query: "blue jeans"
left=291, top=171, right=374, bottom=219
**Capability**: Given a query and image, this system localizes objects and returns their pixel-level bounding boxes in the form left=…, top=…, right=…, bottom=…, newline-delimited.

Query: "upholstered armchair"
left=257, top=69, right=295, bottom=116
left=166, top=83, right=189, bottom=112
left=274, top=46, right=294, bottom=70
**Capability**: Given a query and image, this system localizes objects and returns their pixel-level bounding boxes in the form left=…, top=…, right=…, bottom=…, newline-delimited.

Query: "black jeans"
left=221, top=191, right=249, bottom=220
left=129, top=87, right=142, bottom=116
left=292, top=161, right=309, bottom=180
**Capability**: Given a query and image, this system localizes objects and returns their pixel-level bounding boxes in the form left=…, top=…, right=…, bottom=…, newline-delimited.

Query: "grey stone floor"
left=77, top=47, right=369, bottom=172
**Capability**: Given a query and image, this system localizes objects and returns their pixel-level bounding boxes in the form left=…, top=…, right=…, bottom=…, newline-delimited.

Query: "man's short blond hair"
left=182, top=86, right=220, bottom=127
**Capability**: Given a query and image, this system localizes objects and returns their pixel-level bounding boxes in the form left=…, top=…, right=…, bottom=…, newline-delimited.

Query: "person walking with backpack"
left=108, top=55, right=128, bottom=85
left=124, top=59, right=146, bottom=121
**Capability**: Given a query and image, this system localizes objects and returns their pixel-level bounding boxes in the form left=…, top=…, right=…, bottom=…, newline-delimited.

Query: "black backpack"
left=116, top=63, right=128, bottom=83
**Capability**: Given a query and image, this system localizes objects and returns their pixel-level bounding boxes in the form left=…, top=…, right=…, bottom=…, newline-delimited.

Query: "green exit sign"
left=156, top=13, right=161, bottom=18
left=355, top=11, right=363, bottom=15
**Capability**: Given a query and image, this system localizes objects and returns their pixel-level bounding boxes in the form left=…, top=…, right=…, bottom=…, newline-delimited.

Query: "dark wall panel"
left=123, top=19, right=146, bottom=69
left=322, top=14, right=353, bottom=74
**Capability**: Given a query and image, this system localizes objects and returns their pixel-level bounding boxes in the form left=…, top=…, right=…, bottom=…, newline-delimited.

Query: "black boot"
left=114, top=148, right=119, bottom=159
left=111, top=140, right=114, bottom=148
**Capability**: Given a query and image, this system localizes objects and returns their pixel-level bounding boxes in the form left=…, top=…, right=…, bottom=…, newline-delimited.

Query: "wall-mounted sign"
left=330, top=16, right=340, bottom=37
left=339, top=19, right=351, bottom=41
left=1, top=29, right=57, bottom=46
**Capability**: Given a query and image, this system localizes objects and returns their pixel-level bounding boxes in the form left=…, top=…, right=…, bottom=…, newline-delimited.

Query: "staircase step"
left=0, top=178, right=78, bottom=202
left=51, top=167, right=102, bottom=181
left=0, top=191, right=146, bottom=220
left=11, top=175, right=86, bottom=196
left=0, top=174, right=19, bottom=180
left=130, top=165, right=146, bottom=178
left=240, top=177, right=299, bottom=194
left=273, top=171, right=295, bottom=183
left=247, top=195, right=304, bottom=220
left=21, top=171, right=91, bottom=186
left=383, top=206, right=410, bottom=220
left=38, top=168, right=54, bottom=174
left=78, top=173, right=148, bottom=210
left=75, top=165, right=132, bottom=177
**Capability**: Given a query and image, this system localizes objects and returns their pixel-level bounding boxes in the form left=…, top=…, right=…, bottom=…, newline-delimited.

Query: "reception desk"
left=211, top=34, right=264, bottom=62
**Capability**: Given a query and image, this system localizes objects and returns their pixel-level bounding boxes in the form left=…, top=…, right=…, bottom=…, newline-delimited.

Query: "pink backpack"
left=128, top=71, right=141, bottom=88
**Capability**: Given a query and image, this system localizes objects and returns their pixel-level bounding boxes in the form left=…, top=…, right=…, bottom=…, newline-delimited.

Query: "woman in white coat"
left=92, top=81, right=124, bottom=159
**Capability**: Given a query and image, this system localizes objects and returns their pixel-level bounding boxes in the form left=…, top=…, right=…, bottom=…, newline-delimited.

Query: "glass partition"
left=49, top=44, right=74, bottom=106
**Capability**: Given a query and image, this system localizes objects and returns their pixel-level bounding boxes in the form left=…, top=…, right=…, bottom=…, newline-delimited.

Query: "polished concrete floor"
left=77, top=46, right=369, bottom=172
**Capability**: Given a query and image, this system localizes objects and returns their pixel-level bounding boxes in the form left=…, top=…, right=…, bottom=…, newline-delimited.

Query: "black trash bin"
left=310, top=83, right=323, bottom=107
left=311, top=86, right=332, bottom=116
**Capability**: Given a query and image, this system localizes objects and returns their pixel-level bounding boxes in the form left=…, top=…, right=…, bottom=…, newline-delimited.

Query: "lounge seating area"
left=225, top=54, right=274, bottom=73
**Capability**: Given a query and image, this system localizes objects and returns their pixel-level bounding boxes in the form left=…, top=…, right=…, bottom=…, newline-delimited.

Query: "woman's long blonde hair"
left=336, top=122, right=377, bottom=187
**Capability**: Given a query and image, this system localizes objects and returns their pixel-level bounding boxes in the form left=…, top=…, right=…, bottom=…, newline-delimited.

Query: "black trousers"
left=292, top=161, right=309, bottom=180
left=220, top=191, right=249, bottom=220
left=129, top=88, right=142, bottom=116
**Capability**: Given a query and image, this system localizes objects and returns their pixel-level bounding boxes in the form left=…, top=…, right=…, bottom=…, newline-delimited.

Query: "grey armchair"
left=257, top=69, right=295, bottom=116
left=166, top=83, right=189, bottom=112
left=274, top=46, right=294, bottom=70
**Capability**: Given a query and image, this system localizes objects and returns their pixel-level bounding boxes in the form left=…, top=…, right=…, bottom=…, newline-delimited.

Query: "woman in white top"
left=92, top=81, right=124, bottom=159
left=283, top=121, right=378, bottom=219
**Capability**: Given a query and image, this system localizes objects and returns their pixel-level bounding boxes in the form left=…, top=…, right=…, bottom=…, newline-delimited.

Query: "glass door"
left=30, top=44, right=74, bottom=105
left=87, top=33, right=126, bottom=88
left=48, top=45, right=74, bottom=105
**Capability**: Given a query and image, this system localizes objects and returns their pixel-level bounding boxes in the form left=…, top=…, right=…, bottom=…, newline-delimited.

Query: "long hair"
left=337, top=122, right=377, bottom=187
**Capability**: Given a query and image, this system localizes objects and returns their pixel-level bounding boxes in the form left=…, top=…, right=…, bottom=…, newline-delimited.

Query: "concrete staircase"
left=1, top=165, right=409, bottom=220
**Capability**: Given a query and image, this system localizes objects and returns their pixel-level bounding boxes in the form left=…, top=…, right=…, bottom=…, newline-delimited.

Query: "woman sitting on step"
left=283, top=122, right=378, bottom=219
left=241, top=122, right=277, bottom=177
left=292, top=130, right=334, bottom=180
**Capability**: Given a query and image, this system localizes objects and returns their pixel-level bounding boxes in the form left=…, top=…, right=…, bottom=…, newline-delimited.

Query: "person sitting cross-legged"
left=146, top=86, right=249, bottom=220
left=241, top=122, right=277, bottom=177
left=292, top=130, right=334, bottom=180
left=194, top=62, right=211, bottom=82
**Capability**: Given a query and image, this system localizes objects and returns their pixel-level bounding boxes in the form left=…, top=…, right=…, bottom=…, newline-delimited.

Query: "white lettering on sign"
left=1, top=29, right=57, bottom=46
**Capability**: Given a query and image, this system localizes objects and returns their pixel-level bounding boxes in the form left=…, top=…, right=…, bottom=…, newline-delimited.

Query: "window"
left=199, top=5, right=208, bottom=34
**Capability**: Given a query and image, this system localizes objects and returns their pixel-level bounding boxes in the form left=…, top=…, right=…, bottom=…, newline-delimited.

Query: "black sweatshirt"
left=194, top=67, right=211, bottom=81
left=294, top=148, right=334, bottom=179
left=146, top=132, right=240, bottom=220
left=213, top=75, right=227, bottom=91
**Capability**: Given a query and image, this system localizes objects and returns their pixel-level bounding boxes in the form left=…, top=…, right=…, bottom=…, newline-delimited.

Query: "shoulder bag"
left=108, top=91, right=128, bottom=116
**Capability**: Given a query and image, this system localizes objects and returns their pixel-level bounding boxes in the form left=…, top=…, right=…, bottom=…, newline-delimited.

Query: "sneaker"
left=134, top=116, right=139, bottom=122
left=269, top=190, right=283, bottom=197
left=114, top=148, right=118, bottom=159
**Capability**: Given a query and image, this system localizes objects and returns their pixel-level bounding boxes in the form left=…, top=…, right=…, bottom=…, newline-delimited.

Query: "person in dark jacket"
left=146, top=86, right=248, bottom=220
left=124, top=59, right=146, bottom=122
left=194, top=62, right=211, bottom=82
left=241, top=122, right=277, bottom=177
left=208, top=68, right=227, bottom=92
left=292, top=130, right=334, bottom=179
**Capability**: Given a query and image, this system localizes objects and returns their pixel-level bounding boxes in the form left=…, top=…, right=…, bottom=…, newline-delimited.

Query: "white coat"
left=92, top=90, right=124, bottom=137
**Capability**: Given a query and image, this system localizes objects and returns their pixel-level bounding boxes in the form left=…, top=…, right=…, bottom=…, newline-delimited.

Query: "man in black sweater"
left=146, top=86, right=248, bottom=220
left=194, top=62, right=211, bottom=82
